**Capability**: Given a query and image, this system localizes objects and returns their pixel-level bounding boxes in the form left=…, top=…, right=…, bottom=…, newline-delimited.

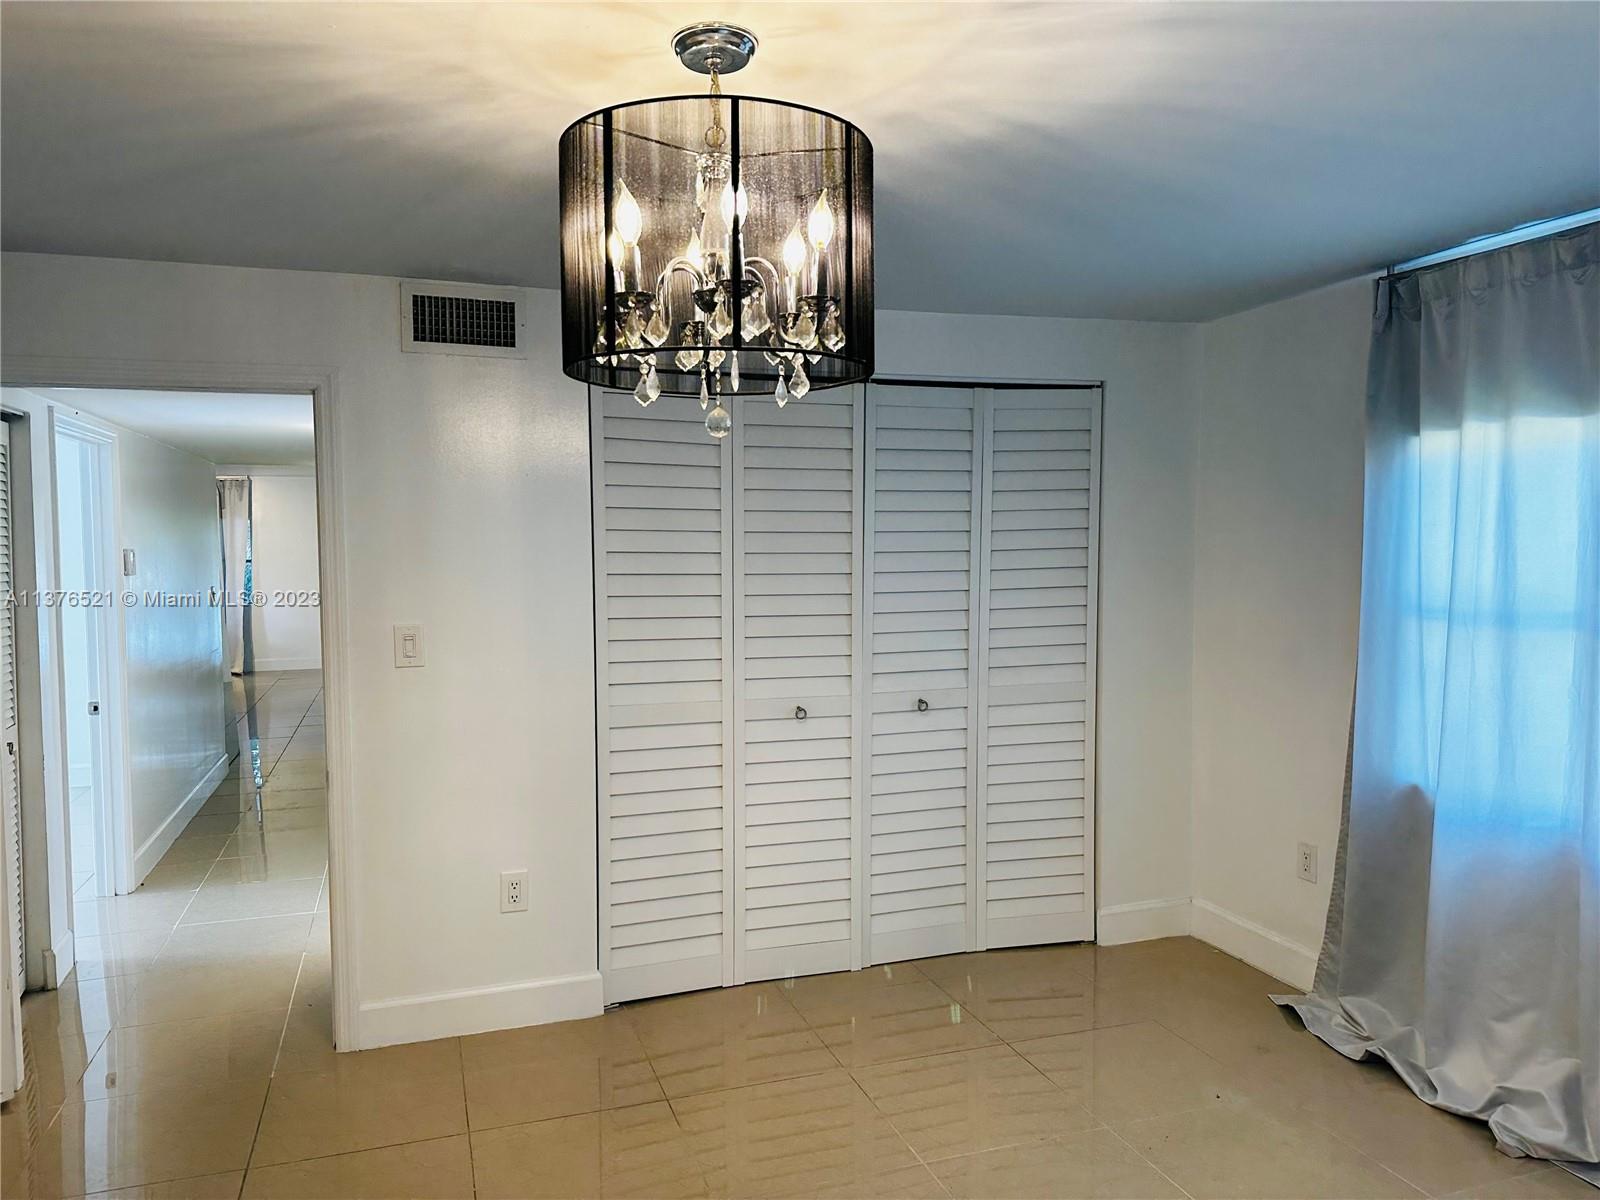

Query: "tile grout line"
left=846, top=1063, right=958, bottom=1197
left=1101, top=1121, right=1200, bottom=1200
left=225, top=682, right=326, bottom=1194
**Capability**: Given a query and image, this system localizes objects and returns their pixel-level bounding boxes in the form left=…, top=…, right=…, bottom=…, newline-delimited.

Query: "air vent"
left=400, top=281, right=526, bottom=359
left=412, top=293, right=516, bottom=348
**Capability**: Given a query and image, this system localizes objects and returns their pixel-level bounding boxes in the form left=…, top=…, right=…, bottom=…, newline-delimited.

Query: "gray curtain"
left=1278, top=224, right=1599, bottom=1174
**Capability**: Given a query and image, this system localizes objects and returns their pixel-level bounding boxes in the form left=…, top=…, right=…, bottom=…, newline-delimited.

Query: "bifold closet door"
left=0, top=419, right=22, bottom=995
left=593, top=391, right=734, bottom=1004
left=735, top=387, right=862, bottom=983
left=978, top=388, right=1099, bottom=947
left=863, top=384, right=979, bottom=964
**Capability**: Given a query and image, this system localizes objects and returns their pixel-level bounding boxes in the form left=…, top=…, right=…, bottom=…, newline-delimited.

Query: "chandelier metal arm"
left=655, top=257, right=710, bottom=297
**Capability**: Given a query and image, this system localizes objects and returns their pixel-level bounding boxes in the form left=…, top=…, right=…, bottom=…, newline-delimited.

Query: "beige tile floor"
left=2, top=675, right=1587, bottom=1197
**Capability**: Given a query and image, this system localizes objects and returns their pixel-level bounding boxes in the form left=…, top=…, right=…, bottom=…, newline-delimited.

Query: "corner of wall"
left=1097, top=898, right=1192, bottom=945
left=1182, top=275, right=1372, bottom=989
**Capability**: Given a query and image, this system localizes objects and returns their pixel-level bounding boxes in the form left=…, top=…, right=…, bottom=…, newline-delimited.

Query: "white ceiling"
left=2, top=2, right=1596, bottom=321
left=37, top=390, right=315, bottom=467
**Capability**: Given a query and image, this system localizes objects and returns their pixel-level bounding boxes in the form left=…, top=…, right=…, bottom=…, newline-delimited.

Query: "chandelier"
left=559, top=22, right=874, bottom=438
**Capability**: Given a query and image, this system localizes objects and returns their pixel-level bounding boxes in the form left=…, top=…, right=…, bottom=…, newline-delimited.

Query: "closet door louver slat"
left=865, top=384, right=979, bottom=963
left=736, top=390, right=861, bottom=982
left=595, top=392, right=733, bottom=1003
left=978, top=390, right=1098, bottom=948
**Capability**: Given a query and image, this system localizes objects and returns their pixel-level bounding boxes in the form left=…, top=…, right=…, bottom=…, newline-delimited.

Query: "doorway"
left=0, top=383, right=345, bottom=1122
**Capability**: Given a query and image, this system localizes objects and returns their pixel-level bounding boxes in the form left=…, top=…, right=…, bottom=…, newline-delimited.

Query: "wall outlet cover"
left=1297, top=842, right=1318, bottom=883
left=500, top=869, right=530, bottom=913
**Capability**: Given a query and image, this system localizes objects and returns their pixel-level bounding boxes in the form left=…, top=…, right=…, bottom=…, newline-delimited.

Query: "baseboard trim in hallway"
left=130, top=751, right=230, bottom=886
left=249, top=656, right=323, bottom=672
left=357, top=970, right=605, bottom=1050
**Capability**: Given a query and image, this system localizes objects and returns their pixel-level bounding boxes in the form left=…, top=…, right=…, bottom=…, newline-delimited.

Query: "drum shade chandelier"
left=559, top=22, right=874, bottom=438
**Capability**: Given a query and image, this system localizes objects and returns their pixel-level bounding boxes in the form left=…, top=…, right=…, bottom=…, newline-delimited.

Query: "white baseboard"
left=131, top=753, right=228, bottom=886
left=250, top=656, right=322, bottom=673
left=1097, top=897, right=1192, bottom=945
left=356, top=970, right=605, bottom=1050
left=46, top=928, right=74, bottom=990
left=1190, top=898, right=1317, bottom=991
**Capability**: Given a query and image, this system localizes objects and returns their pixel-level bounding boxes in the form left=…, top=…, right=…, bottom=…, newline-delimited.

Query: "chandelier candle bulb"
left=808, top=191, right=834, bottom=294
left=613, top=182, right=644, bottom=289
left=559, top=20, right=872, bottom=438
left=782, top=221, right=807, bottom=313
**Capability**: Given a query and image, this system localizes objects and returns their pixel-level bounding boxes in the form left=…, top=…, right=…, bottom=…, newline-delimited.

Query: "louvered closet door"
left=0, top=420, right=23, bottom=994
left=863, top=384, right=978, bottom=964
left=594, top=392, right=734, bottom=1004
left=978, top=388, right=1099, bottom=947
left=735, top=387, right=862, bottom=983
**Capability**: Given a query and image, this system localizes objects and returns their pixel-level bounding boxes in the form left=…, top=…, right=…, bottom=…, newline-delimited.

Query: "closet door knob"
left=794, top=706, right=807, bottom=721
left=917, top=698, right=930, bottom=712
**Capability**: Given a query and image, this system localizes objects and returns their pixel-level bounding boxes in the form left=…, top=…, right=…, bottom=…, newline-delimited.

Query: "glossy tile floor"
left=69, top=786, right=96, bottom=898
left=4, top=683, right=1587, bottom=1197
left=2, top=669, right=331, bottom=1199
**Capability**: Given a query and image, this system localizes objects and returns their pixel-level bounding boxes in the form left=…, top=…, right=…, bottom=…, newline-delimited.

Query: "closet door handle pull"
left=794, top=706, right=807, bottom=721
left=917, top=698, right=930, bottom=712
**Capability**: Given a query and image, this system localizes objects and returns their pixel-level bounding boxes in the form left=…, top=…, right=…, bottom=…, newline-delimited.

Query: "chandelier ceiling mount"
left=670, top=22, right=758, bottom=76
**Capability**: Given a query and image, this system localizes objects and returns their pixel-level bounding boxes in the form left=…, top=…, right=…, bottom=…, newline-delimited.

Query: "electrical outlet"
left=1297, top=843, right=1318, bottom=883
left=500, top=869, right=529, bottom=913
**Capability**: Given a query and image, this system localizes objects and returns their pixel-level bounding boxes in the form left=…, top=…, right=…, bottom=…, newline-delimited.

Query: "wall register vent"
left=400, top=281, right=526, bottom=359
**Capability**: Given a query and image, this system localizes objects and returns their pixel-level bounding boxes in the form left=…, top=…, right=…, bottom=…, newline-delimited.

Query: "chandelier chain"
left=705, top=63, right=725, bottom=150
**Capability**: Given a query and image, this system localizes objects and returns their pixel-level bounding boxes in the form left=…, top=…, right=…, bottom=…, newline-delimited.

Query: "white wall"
left=1190, top=276, right=1371, bottom=987
left=236, top=471, right=322, bottom=672
left=1, top=252, right=1203, bottom=1047
left=2, top=252, right=599, bottom=1047
left=106, top=422, right=230, bottom=879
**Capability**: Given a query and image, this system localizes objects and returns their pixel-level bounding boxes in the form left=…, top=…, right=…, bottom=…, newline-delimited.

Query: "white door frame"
left=51, top=412, right=133, bottom=897
left=0, top=361, right=357, bottom=1054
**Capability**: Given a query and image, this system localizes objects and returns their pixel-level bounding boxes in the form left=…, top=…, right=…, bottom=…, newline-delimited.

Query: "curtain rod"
left=1385, top=207, right=1600, bottom=277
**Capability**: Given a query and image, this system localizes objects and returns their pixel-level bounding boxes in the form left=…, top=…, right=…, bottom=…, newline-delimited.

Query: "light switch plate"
left=393, top=623, right=425, bottom=668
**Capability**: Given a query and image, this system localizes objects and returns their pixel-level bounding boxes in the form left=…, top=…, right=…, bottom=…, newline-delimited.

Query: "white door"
left=0, top=418, right=25, bottom=1101
left=593, top=391, right=735, bottom=1004
left=863, top=384, right=980, bottom=964
left=734, top=386, right=861, bottom=983
left=594, top=383, right=1100, bottom=1000
left=977, top=388, right=1099, bottom=947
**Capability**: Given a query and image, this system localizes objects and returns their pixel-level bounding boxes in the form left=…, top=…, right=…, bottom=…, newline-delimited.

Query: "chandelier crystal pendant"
left=559, top=22, right=874, bottom=439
